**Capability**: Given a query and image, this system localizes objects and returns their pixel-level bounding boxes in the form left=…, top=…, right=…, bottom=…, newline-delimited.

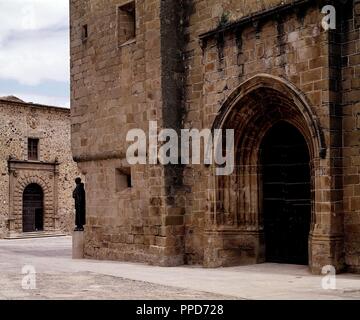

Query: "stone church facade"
left=70, top=0, right=360, bottom=274
left=0, top=97, right=79, bottom=238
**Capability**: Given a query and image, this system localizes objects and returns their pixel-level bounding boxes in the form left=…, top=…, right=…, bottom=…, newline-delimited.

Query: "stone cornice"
left=198, top=0, right=345, bottom=47
left=8, top=160, right=60, bottom=174
left=72, top=151, right=126, bottom=163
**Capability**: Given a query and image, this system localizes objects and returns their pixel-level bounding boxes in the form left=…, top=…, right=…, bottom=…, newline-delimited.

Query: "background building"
left=70, top=0, right=360, bottom=273
left=0, top=96, right=79, bottom=238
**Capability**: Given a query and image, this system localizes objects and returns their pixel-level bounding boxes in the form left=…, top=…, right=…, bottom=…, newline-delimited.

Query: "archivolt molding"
left=212, top=74, right=327, bottom=159
left=14, top=173, right=52, bottom=197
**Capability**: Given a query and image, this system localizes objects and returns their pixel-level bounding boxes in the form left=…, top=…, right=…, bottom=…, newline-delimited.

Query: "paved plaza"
left=0, top=237, right=359, bottom=300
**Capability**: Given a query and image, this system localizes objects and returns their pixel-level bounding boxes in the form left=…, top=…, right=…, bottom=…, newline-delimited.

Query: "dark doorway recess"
left=23, top=183, right=44, bottom=232
left=261, top=121, right=311, bottom=265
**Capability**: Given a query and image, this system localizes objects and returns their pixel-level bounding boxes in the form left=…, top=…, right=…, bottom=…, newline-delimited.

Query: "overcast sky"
left=0, top=0, right=70, bottom=107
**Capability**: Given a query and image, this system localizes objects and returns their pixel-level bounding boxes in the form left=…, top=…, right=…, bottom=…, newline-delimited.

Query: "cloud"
left=0, top=0, right=68, bottom=40
left=0, top=29, right=69, bottom=86
left=0, top=0, right=69, bottom=86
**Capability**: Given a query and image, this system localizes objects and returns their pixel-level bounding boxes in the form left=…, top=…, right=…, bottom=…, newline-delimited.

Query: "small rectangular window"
left=118, top=1, right=136, bottom=46
left=82, top=24, right=88, bottom=42
left=28, top=138, right=39, bottom=161
left=115, top=168, right=132, bottom=192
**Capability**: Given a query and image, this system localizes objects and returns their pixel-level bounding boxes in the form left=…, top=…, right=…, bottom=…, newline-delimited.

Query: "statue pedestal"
left=72, top=231, right=84, bottom=259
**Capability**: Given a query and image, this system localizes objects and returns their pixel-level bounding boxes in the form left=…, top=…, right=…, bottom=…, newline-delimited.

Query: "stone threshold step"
left=4, top=232, right=67, bottom=239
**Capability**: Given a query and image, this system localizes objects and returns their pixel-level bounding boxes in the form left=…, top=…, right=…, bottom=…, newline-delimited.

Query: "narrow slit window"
left=28, top=138, right=39, bottom=161
left=118, top=2, right=136, bottom=46
left=82, top=24, right=88, bottom=42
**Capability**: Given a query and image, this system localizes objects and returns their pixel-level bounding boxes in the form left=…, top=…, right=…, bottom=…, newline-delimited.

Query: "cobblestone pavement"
left=0, top=237, right=359, bottom=300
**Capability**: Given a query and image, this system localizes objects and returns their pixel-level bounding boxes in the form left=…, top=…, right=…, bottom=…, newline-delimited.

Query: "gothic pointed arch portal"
left=204, top=74, right=329, bottom=272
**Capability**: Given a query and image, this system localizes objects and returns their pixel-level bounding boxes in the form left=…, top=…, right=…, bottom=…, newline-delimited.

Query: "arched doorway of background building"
left=23, top=183, right=44, bottom=232
left=260, top=121, right=311, bottom=265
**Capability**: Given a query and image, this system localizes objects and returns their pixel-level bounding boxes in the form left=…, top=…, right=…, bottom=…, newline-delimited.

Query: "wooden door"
left=261, top=122, right=311, bottom=265
left=23, top=184, right=44, bottom=232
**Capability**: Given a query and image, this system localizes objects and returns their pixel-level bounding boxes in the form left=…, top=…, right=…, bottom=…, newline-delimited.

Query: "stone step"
left=4, top=231, right=67, bottom=240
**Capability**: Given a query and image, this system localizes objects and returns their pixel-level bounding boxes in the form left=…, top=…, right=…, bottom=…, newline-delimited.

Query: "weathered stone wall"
left=178, top=0, right=360, bottom=273
left=342, top=0, right=360, bottom=273
left=71, top=0, right=360, bottom=273
left=71, top=0, right=171, bottom=264
left=0, top=99, right=79, bottom=237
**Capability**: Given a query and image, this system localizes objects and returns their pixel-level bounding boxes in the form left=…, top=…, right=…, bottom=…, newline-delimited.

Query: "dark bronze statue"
left=73, top=177, right=86, bottom=231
